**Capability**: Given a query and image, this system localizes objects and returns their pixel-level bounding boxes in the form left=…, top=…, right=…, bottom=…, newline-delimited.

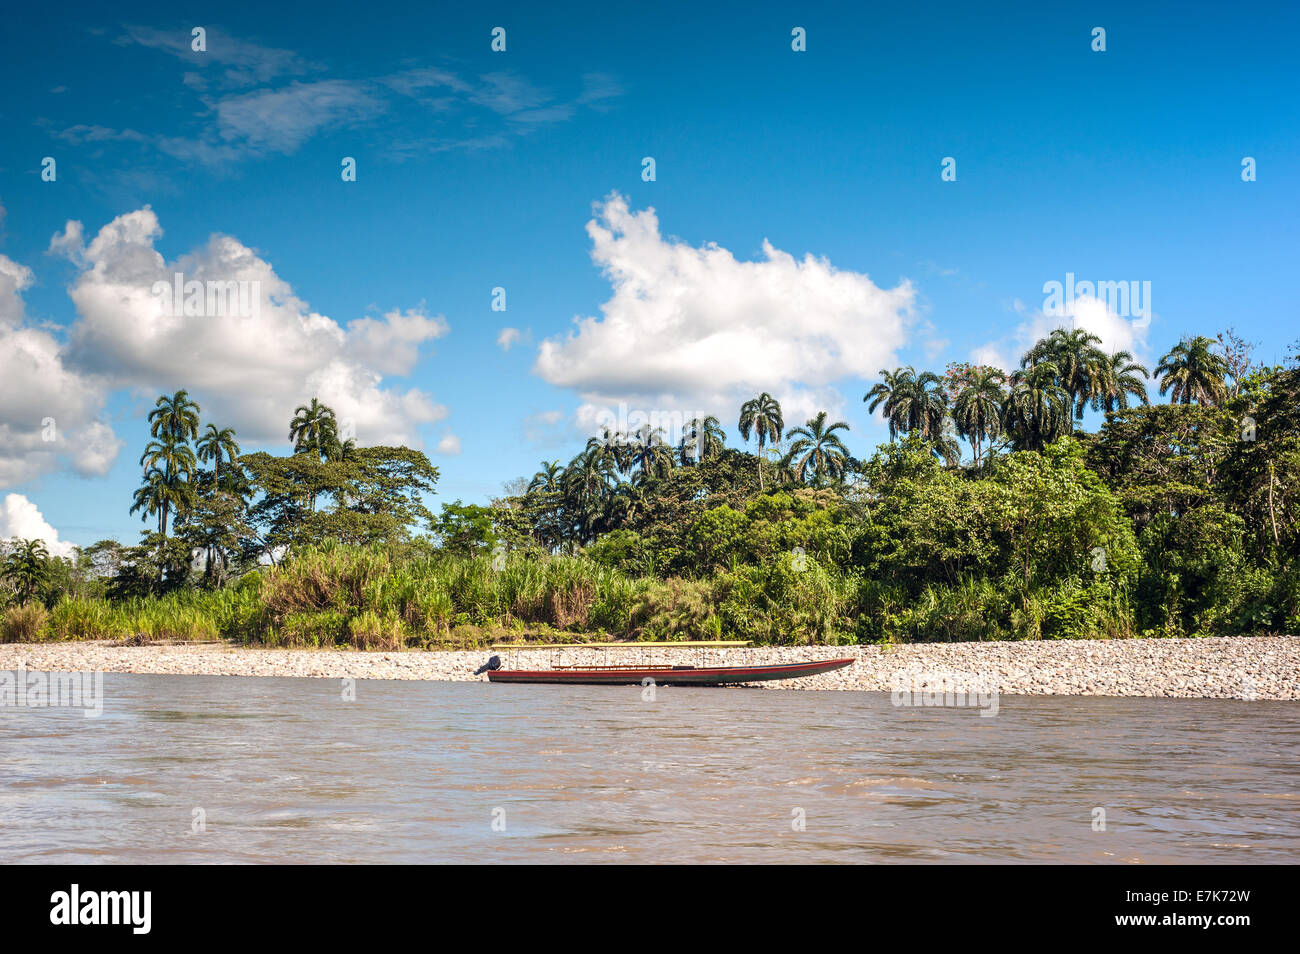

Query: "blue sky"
left=1, top=1, right=1297, bottom=551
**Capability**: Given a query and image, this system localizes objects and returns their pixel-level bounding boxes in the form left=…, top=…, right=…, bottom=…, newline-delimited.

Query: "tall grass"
left=19, top=542, right=1144, bottom=647
left=251, top=545, right=652, bottom=649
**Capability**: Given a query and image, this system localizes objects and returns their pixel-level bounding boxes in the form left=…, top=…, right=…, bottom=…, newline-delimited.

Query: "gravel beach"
left=2, top=637, right=1297, bottom=699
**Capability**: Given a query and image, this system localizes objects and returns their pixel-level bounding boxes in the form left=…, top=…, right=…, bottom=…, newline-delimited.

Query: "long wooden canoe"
left=486, top=657, right=854, bottom=686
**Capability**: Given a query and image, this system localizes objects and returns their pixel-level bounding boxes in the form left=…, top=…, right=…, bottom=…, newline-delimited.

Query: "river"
left=2, top=673, right=1297, bottom=863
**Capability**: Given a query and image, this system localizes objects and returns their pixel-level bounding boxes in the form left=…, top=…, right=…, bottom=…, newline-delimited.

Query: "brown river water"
left=2, top=673, right=1298, bottom=863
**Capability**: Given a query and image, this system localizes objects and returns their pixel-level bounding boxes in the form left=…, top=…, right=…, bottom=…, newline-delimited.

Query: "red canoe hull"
left=487, top=657, right=854, bottom=686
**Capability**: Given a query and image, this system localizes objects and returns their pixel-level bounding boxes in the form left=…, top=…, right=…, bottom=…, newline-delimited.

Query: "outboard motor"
left=473, top=655, right=502, bottom=676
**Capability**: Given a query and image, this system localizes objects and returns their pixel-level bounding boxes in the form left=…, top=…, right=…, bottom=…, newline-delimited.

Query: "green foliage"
left=47, top=596, right=127, bottom=641
left=52, top=356, right=1300, bottom=648
left=716, top=553, right=854, bottom=645
left=432, top=501, right=499, bottom=557
left=2, top=602, right=50, bottom=642
left=630, top=578, right=721, bottom=641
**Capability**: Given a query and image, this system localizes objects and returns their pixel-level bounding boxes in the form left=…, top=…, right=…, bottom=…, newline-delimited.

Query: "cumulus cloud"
left=0, top=494, right=77, bottom=558
left=496, top=327, right=523, bottom=351
left=0, top=253, right=120, bottom=486
left=974, top=293, right=1153, bottom=373
left=46, top=220, right=85, bottom=262
left=534, top=193, right=916, bottom=434
left=52, top=207, right=448, bottom=447
left=435, top=432, right=462, bottom=455
left=0, top=254, right=33, bottom=328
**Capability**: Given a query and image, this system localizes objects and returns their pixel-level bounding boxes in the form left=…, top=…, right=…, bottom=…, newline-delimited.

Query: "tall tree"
left=1003, top=362, right=1073, bottom=451
left=1022, top=328, right=1112, bottom=420
left=148, top=389, right=201, bottom=443
left=865, top=367, right=948, bottom=440
left=196, top=424, right=241, bottom=491
left=528, top=460, right=564, bottom=494
left=1155, top=336, right=1230, bottom=405
left=952, top=367, right=1006, bottom=467
left=562, top=440, right=620, bottom=542
left=782, top=412, right=852, bottom=485
left=2, top=539, right=51, bottom=603
left=680, top=416, right=726, bottom=464
left=289, top=398, right=340, bottom=511
left=137, top=437, right=197, bottom=537
left=135, top=390, right=202, bottom=539
left=626, top=425, right=674, bottom=480
left=738, top=392, right=785, bottom=491
left=863, top=367, right=913, bottom=440
left=289, top=398, right=340, bottom=458
left=1101, top=351, right=1151, bottom=412
left=1216, top=328, right=1258, bottom=399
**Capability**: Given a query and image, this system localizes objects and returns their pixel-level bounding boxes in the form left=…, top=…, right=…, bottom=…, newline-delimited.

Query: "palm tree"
left=1155, top=336, right=1229, bottom=405
left=865, top=368, right=948, bottom=440
left=289, top=398, right=339, bottom=458
left=782, top=412, right=852, bottom=485
left=1002, top=362, right=1073, bottom=451
left=626, top=425, right=673, bottom=479
left=196, top=424, right=240, bottom=491
left=563, top=441, right=619, bottom=542
left=1101, top=351, right=1150, bottom=412
left=327, top=436, right=358, bottom=462
left=140, top=435, right=196, bottom=474
left=593, top=428, right=633, bottom=474
left=930, top=422, right=963, bottom=468
left=137, top=436, right=197, bottom=537
left=1022, top=328, right=1111, bottom=420
left=603, top=480, right=643, bottom=529
left=130, top=466, right=169, bottom=533
left=2, top=539, right=50, bottom=603
left=524, top=461, right=566, bottom=551
left=863, top=367, right=913, bottom=440
left=528, top=460, right=564, bottom=494
left=952, top=368, right=1006, bottom=467
left=148, top=390, right=201, bottom=442
left=738, top=393, right=784, bottom=490
left=132, top=390, right=202, bottom=538
left=680, top=416, right=726, bottom=464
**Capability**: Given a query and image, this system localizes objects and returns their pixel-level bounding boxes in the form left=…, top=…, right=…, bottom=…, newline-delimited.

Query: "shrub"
left=1, top=603, right=49, bottom=642
left=274, top=610, right=348, bottom=647
left=630, top=578, right=721, bottom=641
left=347, top=610, right=406, bottom=650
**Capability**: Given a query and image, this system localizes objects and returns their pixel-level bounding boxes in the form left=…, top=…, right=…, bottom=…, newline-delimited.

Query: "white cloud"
left=53, top=207, right=447, bottom=447
left=350, top=307, right=450, bottom=375
left=435, top=432, right=462, bottom=455
left=0, top=253, right=120, bottom=486
left=0, top=494, right=77, bottom=558
left=534, top=193, right=916, bottom=435
left=496, top=327, right=522, bottom=351
left=974, top=293, right=1152, bottom=372
left=471, top=72, right=552, bottom=115
left=0, top=254, right=34, bottom=328
left=74, top=36, right=624, bottom=168
left=46, top=220, right=85, bottom=263
left=120, top=25, right=313, bottom=87
left=214, top=80, right=386, bottom=153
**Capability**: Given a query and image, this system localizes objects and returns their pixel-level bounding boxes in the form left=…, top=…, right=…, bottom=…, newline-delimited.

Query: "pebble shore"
left=2, top=636, right=1297, bottom=698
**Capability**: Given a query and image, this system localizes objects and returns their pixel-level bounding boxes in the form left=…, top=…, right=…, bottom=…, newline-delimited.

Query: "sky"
left=1, top=1, right=1297, bottom=553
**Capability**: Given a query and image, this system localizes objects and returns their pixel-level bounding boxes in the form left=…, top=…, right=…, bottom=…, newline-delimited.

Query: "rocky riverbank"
left=2, top=636, right=1297, bottom=699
